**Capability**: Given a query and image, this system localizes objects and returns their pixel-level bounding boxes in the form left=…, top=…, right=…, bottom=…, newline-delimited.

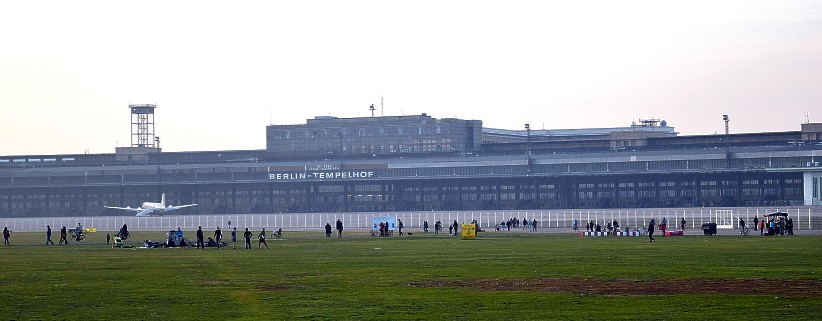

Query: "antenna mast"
left=381, top=95, right=384, bottom=117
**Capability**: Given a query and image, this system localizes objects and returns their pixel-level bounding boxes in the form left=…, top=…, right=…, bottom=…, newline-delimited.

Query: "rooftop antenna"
left=806, top=111, right=810, bottom=124
left=369, top=104, right=376, bottom=117
left=381, top=95, right=384, bottom=117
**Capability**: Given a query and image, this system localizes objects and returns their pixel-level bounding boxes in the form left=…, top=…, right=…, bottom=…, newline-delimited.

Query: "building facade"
left=2, top=117, right=822, bottom=218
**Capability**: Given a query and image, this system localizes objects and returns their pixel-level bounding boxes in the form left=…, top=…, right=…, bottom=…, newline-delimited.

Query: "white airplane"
left=104, top=193, right=197, bottom=217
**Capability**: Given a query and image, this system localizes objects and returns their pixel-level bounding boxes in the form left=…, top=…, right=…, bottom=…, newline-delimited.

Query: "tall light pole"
left=338, top=130, right=344, bottom=168
left=525, top=123, right=531, bottom=156
left=723, top=115, right=730, bottom=167
left=525, top=123, right=532, bottom=173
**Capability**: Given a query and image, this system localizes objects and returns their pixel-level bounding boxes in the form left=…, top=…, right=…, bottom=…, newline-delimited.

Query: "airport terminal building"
left=2, top=113, right=822, bottom=218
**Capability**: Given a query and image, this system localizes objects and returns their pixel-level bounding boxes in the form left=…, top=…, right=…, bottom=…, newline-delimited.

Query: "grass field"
left=0, top=230, right=820, bottom=320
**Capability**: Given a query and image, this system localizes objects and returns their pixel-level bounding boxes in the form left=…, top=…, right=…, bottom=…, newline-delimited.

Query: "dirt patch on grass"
left=410, top=278, right=822, bottom=296
left=201, top=280, right=232, bottom=287
left=258, top=284, right=313, bottom=291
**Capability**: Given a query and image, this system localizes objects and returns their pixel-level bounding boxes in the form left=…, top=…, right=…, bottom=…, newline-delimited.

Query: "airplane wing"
left=165, top=204, right=198, bottom=211
left=104, top=206, right=143, bottom=213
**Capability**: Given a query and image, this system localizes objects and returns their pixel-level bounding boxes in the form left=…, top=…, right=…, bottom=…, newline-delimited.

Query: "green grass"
left=0, top=231, right=820, bottom=320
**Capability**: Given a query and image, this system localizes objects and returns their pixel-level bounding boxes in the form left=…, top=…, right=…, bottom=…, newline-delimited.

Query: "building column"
left=804, top=171, right=821, bottom=206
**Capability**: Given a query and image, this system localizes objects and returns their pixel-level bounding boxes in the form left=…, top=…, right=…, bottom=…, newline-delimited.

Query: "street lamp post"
left=525, top=124, right=531, bottom=156
left=525, top=123, right=532, bottom=173
left=723, top=115, right=730, bottom=167
left=338, top=130, right=344, bottom=168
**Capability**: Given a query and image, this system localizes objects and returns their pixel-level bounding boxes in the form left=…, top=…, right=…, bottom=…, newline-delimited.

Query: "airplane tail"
left=161, top=193, right=166, bottom=207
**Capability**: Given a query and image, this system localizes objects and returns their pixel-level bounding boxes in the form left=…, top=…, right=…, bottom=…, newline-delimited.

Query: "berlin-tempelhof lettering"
left=269, top=171, right=376, bottom=180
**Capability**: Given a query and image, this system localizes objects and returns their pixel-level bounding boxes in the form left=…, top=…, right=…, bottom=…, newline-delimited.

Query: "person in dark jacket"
left=336, top=219, right=344, bottom=238
left=231, top=227, right=237, bottom=249
left=46, top=225, right=54, bottom=245
left=244, top=228, right=252, bottom=250
left=3, top=227, right=11, bottom=245
left=214, top=226, right=223, bottom=249
left=196, top=226, right=205, bottom=249
left=325, top=222, right=332, bottom=238
left=648, top=219, right=656, bottom=243
left=59, top=226, right=69, bottom=244
left=258, top=228, right=269, bottom=249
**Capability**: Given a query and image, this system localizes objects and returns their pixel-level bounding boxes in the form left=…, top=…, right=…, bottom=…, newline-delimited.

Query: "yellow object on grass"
left=461, top=224, right=476, bottom=239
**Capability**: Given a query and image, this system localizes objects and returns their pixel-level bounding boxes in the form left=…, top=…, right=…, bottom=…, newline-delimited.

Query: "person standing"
left=760, top=218, right=765, bottom=236
left=59, top=226, right=69, bottom=244
left=532, top=218, right=538, bottom=232
left=196, top=226, right=205, bottom=249
left=214, top=226, right=223, bottom=249
left=423, top=220, right=429, bottom=232
left=648, top=219, right=656, bottom=243
left=753, top=216, right=759, bottom=231
left=452, top=220, right=459, bottom=236
left=680, top=217, right=686, bottom=230
left=3, top=227, right=10, bottom=245
left=106, top=233, right=111, bottom=244
left=119, top=222, right=128, bottom=239
left=398, top=219, right=404, bottom=236
left=231, top=227, right=237, bottom=249
left=336, top=219, right=344, bottom=238
left=46, top=225, right=55, bottom=245
left=244, top=228, right=252, bottom=250
left=325, top=222, right=332, bottom=238
left=258, top=228, right=269, bottom=249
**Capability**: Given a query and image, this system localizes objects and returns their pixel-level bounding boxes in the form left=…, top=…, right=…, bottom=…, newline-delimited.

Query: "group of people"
left=374, top=220, right=393, bottom=237
left=325, top=219, right=344, bottom=238
left=495, top=217, right=533, bottom=231
left=495, top=217, right=539, bottom=232
left=191, top=225, right=274, bottom=250
left=368, top=219, right=462, bottom=237
left=581, top=220, right=624, bottom=234
left=35, top=222, right=283, bottom=250
left=749, top=215, right=794, bottom=236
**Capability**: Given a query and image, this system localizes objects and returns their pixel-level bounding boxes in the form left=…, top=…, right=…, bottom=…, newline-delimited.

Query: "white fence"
left=2, top=207, right=820, bottom=232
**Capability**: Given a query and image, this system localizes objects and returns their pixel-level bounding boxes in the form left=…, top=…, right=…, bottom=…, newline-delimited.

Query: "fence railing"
left=3, top=207, right=821, bottom=232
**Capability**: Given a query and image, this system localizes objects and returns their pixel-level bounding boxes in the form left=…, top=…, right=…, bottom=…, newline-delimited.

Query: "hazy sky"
left=1, top=0, right=821, bottom=155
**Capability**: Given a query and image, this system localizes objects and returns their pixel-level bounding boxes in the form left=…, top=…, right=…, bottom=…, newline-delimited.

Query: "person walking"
left=46, top=225, right=55, bottom=245
left=3, top=227, right=11, bottom=245
left=398, top=219, right=404, bottom=236
left=648, top=219, right=656, bottom=243
left=214, top=226, right=223, bottom=249
left=231, top=227, right=237, bottom=249
left=106, top=232, right=111, bottom=244
left=434, top=220, right=441, bottom=236
left=244, top=228, right=252, bottom=250
left=325, top=222, right=332, bottom=238
left=452, top=220, right=459, bottom=236
left=196, top=226, right=205, bottom=249
left=336, top=219, right=344, bottom=238
left=423, top=220, right=429, bottom=232
left=59, top=226, right=69, bottom=244
left=258, top=228, right=269, bottom=249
